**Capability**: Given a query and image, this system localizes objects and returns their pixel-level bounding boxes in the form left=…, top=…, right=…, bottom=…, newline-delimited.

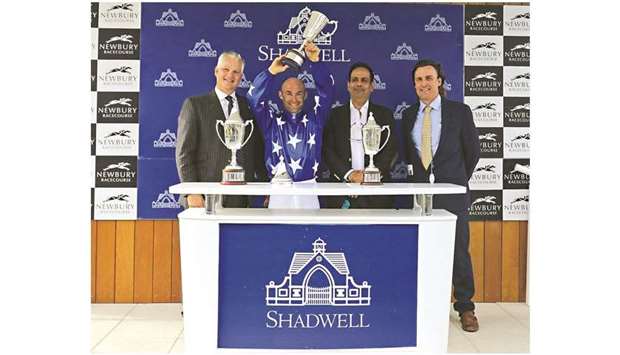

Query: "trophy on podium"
left=281, top=11, right=338, bottom=70
left=216, top=111, right=254, bottom=184
left=361, top=112, right=391, bottom=185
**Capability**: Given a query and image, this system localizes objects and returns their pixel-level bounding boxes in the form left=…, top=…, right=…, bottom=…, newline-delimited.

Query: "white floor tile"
left=91, top=319, right=121, bottom=349
left=460, top=303, right=529, bottom=353
left=125, top=303, right=183, bottom=321
left=498, top=302, right=530, bottom=329
left=93, top=338, right=177, bottom=353
left=104, top=320, right=184, bottom=341
left=169, top=337, right=184, bottom=353
left=91, top=304, right=136, bottom=320
left=448, top=321, right=479, bottom=353
left=90, top=303, right=529, bottom=353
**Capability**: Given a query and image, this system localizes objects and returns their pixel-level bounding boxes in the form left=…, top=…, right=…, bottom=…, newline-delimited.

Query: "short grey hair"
left=216, top=51, right=245, bottom=72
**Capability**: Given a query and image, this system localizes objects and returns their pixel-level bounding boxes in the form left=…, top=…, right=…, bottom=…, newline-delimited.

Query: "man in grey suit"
left=175, top=51, right=266, bottom=208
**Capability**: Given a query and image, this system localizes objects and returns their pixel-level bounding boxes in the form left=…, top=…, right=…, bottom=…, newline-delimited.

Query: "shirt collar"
left=419, top=95, right=441, bottom=114
left=350, top=100, right=369, bottom=123
left=215, top=87, right=237, bottom=102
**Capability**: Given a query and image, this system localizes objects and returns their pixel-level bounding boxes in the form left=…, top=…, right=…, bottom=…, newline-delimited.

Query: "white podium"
left=169, top=182, right=465, bottom=354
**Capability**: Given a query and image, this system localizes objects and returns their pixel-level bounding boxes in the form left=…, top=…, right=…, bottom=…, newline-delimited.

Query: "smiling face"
left=214, top=55, right=243, bottom=95
left=347, top=67, right=374, bottom=105
left=279, top=77, right=306, bottom=114
left=413, top=65, right=443, bottom=105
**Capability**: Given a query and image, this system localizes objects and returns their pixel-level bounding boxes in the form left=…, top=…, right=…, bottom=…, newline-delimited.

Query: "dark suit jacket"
left=401, top=96, right=480, bottom=212
left=175, top=91, right=267, bottom=208
left=321, top=102, right=398, bottom=208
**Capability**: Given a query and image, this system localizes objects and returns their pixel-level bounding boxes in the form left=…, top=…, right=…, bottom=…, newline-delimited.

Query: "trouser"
left=452, top=210, right=476, bottom=315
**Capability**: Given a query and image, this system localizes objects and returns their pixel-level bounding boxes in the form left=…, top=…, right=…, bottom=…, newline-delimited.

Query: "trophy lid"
left=227, top=110, right=243, bottom=123
left=364, top=111, right=379, bottom=129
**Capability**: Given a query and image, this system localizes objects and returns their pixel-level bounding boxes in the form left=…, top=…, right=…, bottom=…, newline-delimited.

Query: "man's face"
left=279, top=78, right=306, bottom=114
left=214, top=56, right=243, bottom=94
left=347, top=67, right=374, bottom=103
left=413, top=65, right=442, bottom=104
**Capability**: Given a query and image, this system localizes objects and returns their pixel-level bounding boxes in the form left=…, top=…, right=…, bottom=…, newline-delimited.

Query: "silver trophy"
left=361, top=112, right=391, bottom=185
left=216, top=111, right=254, bottom=184
left=281, top=11, right=338, bottom=70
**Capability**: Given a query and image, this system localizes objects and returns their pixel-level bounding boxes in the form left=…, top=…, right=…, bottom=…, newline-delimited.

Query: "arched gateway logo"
left=265, top=238, right=372, bottom=329
left=266, top=238, right=371, bottom=307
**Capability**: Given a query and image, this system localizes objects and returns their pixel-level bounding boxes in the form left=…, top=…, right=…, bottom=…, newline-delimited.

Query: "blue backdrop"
left=138, top=3, right=464, bottom=218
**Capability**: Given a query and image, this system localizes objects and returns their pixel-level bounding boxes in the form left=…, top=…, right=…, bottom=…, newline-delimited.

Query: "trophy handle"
left=377, top=125, right=391, bottom=153
left=240, top=120, right=254, bottom=148
left=215, top=120, right=226, bottom=146
left=321, top=20, right=338, bottom=38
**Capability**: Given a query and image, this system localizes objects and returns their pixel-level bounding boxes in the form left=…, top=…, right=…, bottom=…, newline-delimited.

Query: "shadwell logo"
left=425, top=14, right=452, bottom=32
left=277, top=7, right=338, bottom=46
left=153, top=129, right=177, bottom=148
left=266, top=238, right=371, bottom=307
left=390, top=43, right=418, bottom=61
left=154, top=69, right=183, bottom=87
left=372, top=74, right=386, bottom=90
left=298, top=71, right=316, bottom=90
left=152, top=190, right=181, bottom=209
left=394, top=101, right=410, bottom=120
left=188, top=39, right=217, bottom=57
left=224, top=10, right=253, bottom=28
left=156, top=8, right=184, bottom=27
left=358, top=13, right=386, bottom=31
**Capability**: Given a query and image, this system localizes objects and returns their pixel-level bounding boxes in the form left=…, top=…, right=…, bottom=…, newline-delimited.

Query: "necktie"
left=225, top=95, right=234, bottom=117
left=421, top=105, right=432, bottom=170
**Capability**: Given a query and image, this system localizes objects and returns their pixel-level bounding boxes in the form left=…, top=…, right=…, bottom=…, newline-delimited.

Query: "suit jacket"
left=321, top=102, right=398, bottom=208
left=401, top=96, right=480, bottom=212
left=175, top=91, right=267, bottom=208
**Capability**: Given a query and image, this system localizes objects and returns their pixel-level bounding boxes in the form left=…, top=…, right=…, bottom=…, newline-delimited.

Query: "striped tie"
left=421, top=105, right=432, bottom=170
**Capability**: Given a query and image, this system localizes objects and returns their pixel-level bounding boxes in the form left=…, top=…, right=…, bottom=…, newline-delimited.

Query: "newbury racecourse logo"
left=188, top=39, right=217, bottom=57
left=277, top=7, right=338, bottom=45
left=153, top=129, right=176, bottom=148
left=266, top=238, right=371, bottom=306
left=425, top=14, right=452, bottom=32
left=390, top=42, right=418, bottom=61
left=154, top=69, right=183, bottom=87
left=224, top=9, right=253, bottom=28
left=358, top=12, right=386, bottom=31
left=155, top=8, right=184, bottom=27
left=152, top=190, right=181, bottom=209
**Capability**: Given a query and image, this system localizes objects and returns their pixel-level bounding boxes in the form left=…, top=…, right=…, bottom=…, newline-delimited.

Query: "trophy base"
left=361, top=169, right=382, bottom=185
left=221, top=167, right=246, bottom=185
left=281, top=49, right=304, bottom=71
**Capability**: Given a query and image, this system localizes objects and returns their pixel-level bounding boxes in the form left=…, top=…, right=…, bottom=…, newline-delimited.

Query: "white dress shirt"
left=345, top=100, right=369, bottom=181
left=214, top=87, right=239, bottom=120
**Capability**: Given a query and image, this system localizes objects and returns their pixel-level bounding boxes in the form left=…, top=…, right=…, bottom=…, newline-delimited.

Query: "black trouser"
left=451, top=210, right=476, bottom=315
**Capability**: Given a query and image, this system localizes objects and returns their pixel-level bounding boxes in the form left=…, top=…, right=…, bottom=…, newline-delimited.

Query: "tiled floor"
left=91, top=303, right=529, bottom=353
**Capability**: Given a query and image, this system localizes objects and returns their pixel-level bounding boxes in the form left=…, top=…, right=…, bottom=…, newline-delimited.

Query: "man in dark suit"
left=322, top=62, right=398, bottom=208
left=175, top=51, right=266, bottom=208
left=402, top=59, right=481, bottom=331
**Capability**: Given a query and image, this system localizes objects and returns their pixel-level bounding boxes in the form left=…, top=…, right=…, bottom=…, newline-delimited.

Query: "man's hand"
left=268, top=55, right=289, bottom=75
left=304, top=41, right=320, bottom=62
left=348, top=170, right=364, bottom=183
left=187, top=194, right=205, bottom=208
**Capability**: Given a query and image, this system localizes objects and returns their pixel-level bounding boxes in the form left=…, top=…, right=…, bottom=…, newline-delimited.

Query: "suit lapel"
left=207, top=91, right=226, bottom=124
left=341, top=104, right=352, bottom=159
left=433, top=98, right=451, bottom=162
